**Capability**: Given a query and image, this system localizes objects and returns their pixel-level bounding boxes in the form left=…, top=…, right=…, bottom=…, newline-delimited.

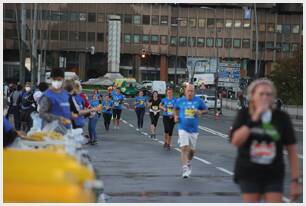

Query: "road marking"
left=194, top=156, right=212, bottom=165
left=122, top=120, right=127, bottom=124
left=129, top=124, right=134, bottom=127
left=198, top=126, right=228, bottom=139
left=216, top=167, right=234, bottom=176
left=143, top=132, right=149, bottom=136
left=174, top=148, right=180, bottom=152
left=158, top=140, right=164, bottom=144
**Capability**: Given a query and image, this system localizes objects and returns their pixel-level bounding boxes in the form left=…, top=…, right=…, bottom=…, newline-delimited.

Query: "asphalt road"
left=85, top=97, right=303, bottom=203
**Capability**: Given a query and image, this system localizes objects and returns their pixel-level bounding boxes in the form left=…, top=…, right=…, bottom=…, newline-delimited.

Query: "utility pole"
left=18, top=4, right=27, bottom=85
left=254, top=3, right=259, bottom=78
left=174, top=3, right=179, bottom=87
left=31, top=3, right=38, bottom=85
left=214, top=8, right=219, bottom=115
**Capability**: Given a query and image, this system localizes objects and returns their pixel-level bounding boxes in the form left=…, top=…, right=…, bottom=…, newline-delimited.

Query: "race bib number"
left=250, top=140, right=276, bottom=165
left=152, top=106, right=159, bottom=111
left=114, top=101, right=119, bottom=107
left=185, top=108, right=196, bottom=118
left=167, top=105, right=174, bottom=115
left=139, top=100, right=144, bottom=105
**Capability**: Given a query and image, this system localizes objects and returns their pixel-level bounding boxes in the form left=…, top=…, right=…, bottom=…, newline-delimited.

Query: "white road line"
left=158, top=140, right=164, bottom=144
left=122, top=120, right=127, bottom=124
left=129, top=124, right=134, bottom=127
left=143, top=132, right=149, bottom=136
left=194, top=156, right=212, bottom=165
left=198, top=126, right=228, bottom=139
left=174, top=148, right=180, bottom=152
left=216, top=167, right=234, bottom=176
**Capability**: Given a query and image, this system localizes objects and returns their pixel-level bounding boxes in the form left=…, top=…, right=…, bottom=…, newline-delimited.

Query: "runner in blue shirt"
left=102, top=95, right=113, bottom=131
left=112, top=88, right=126, bottom=129
left=88, top=94, right=101, bottom=145
left=160, top=87, right=177, bottom=151
left=174, top=84, right=208, bottom=178
left=134, top=90, right=147, bottom=131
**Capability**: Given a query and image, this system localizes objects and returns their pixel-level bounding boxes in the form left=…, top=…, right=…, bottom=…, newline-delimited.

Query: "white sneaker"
left=136, top=128, right=140, bottom=132
left=187, top=164, right=192, bottom=177
left=182, top=166, right=189, bottom=178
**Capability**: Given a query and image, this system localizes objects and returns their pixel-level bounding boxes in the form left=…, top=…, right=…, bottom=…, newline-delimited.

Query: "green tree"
left=269, top=47, right=303, bottom=105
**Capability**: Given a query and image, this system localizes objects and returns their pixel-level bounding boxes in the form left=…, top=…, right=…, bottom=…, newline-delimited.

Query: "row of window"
left=4, top=28, right=299, bottom=52
left=4, top=9, right=301, bottom=33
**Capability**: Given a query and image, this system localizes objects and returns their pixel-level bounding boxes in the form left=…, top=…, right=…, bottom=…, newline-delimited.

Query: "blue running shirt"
left=160, top=97, right=177, bottom=116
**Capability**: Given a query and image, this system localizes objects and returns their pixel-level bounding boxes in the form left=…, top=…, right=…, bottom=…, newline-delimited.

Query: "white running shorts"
left=178, top=129, right=199, bottom=150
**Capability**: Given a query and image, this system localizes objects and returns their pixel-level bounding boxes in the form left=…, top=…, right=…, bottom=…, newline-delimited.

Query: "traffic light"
left=141, top=49, right=146, bottom=58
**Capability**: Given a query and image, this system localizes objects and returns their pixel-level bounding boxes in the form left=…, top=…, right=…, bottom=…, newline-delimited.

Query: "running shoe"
left=182, top=166, right=189, bottom=178
left=187, top=161, right=192, bottom=176
left=153, top=134, right=157, bottom=140
left=136, top=128, right=140, bottom=132
left=150, top=134, right=154, bottom=139
left=167, top=144, right=171, bottom=151
left=163, top=143, right=167, bottom=149
left=91, top=140, right=98, bottom=145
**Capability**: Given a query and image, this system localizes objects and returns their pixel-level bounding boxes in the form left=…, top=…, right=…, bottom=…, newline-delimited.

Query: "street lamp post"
left=200, top=6, right=219, bottom=114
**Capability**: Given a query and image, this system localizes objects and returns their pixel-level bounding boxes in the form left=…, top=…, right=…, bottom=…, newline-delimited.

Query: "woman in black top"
left=148, top=91, right=161, bottom=139
left=230, top=78, right=300, bottom=203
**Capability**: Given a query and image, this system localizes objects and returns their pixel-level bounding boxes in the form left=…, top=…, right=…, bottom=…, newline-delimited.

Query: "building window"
left=152, top=15, right=159, bottom=25
left=179, top=17, right=187, bottom=27
left=42, top=10, right=50, bottom=20
left=259, top=23, right=266, bottom=32
left=170, top=36, right=177, bottom=46
left=224, top=38, right=232, bottom=48
left=216, top=19, right=224, bottom=28
left=258, top=42, right=265, bottom=51
left=4, top=9, right=15, bottom=19
left=275, top=42, right=282, bottom=52
left=179, top=37, right=187, bottom=47
left=267, top=23, right=274, bottom=32
left=282, top=24, right=291, bottom=34
left=87, top=32, right=95, bottom=42
left=88, top=13, right=96, bottom=23
left=60, top=31, right=68, bottom=41
left=26, top=9, right=32, bottom=19
left=97, top=33, right=104, bottom=42
left=207, top=18, right=215, bottom=28
left=151, top=35, right=159, bottom=44
left=197, top=37, right=205, bottom=47
left=78, top=32, right=85, bottom=41
left=242, top=39, right=250, bottom=48
left=124, top=14, right=132, bottom=24
left=97, top=13, right=104, bottom=23
left=143, top=15, right=150, bottom=25
left=233, top=39, right=241, bottom=48
left=292, top=25, right=300, bottom=34
left=133, top=34, right=141, bottom=44
left=189, top=18, right=196, bottom=27
left=291, top=43, right=298, bottom=51
left=69, top=12, right=79, bottom=21
left=68, top=31, right=77, bottom=41
left=234, top=20, right=241, bottom=28
left=142, top=35, right=149, bottom=44
left=51, top=30, right=59, bottom=40
left=4, top=29, right=17, bottom=39
left=243, top=20, right=251, bottom=28
left=160, top=16, right=168, bottom=25
left=51, top=11, right=61, bottom=21
left=60, top=12, right=68, bottom=21
left=133, top=15, right=141, bottom=25
left=80, top=13, right=87, bottom=22
left=188, top=37, right=196, bottom=47
left=198, top=19, right=206, bottom=28
left=206, top=38, right=214, bottom=47
left=124, top=34, right=131, bottom=43
left=216, top=38, right=223, bottom=47
left=225, top=19, right=232, bottom=28
left=160, top=35, right=168, bottom=45
left=171, top=17, right=178, bottom=26
left=282, top=43, right=290, bottom=52
left=276, top=24, right=282, bottom=33
left=266, top=41, right=274, bottom=49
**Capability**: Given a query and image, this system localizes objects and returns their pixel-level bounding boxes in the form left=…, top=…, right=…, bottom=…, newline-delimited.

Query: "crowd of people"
left=3, top=67, right=301, bottom=203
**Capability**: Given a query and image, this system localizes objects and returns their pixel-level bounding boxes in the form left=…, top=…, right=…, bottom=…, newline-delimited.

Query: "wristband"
left=245, top=120, right=257, bottom=128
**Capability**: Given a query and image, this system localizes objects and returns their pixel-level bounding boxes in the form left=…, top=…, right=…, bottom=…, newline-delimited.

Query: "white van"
left=45, top=71, right=79, bottom=83
left=151, top=81, right=166, bottom=95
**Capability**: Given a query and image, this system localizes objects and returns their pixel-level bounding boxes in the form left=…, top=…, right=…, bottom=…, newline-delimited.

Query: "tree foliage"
left=268, top=47, right=303, bottom=105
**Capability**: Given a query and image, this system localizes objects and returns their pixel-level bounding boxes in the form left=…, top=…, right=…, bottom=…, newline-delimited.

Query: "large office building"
left=3, top=3, right=303, bottom=83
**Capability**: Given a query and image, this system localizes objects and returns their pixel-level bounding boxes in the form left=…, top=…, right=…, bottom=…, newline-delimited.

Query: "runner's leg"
left=140, top=108, right=145, bottom=128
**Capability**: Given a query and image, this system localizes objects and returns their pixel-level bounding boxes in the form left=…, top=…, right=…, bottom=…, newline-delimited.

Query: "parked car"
left=196, top=94, right=221, bottom=110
